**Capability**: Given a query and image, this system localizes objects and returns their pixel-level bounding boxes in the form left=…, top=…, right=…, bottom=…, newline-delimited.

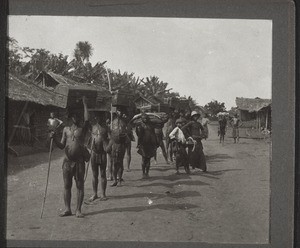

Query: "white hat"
left=191, top=111, right=200, bottom=117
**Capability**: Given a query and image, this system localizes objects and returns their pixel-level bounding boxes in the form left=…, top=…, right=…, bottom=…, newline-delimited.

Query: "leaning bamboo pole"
left=105, top=67, right=113, bottom=129
left=266, top=110, right=269, bottom=129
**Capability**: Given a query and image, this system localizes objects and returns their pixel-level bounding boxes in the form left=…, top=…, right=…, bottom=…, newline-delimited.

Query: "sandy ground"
left=6, top=124, right=271, bottom=243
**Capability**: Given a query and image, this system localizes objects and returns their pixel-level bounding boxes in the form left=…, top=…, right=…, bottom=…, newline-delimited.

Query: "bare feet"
left=99, top=196, right=108, bottom=201
left=126, top=169, right=131, bottom=172
left=59, top=210, right=72, bottom=217
left=75, top=211, right=84, bottom=218
left=88, top=195, right=98, bottom=202
left=111, top=181, right=118, bottom=187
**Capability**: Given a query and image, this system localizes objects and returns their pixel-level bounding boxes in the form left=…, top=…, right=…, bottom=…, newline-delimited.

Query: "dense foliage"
left=8, top=37, right=221, bottom=112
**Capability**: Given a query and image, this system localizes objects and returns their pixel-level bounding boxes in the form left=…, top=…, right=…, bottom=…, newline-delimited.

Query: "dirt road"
left=6, top=124, right=271, bottom=243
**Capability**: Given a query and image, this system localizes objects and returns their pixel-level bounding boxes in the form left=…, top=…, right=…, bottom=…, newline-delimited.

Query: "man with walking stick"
left=50, top=96, right=90, bottom=218
left=40, top=112, right=64, bottom=219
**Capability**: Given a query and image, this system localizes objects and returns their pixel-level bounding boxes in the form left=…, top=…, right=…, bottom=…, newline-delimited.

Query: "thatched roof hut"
left=235, top=97, right=271, bottom=130
left=8, top=73, right=59, bottom=107
left=7, top=74, right=67, bottom=151
left=35, top=71, right=111, bottom=111
left=235, top=97, right=271, bottom=113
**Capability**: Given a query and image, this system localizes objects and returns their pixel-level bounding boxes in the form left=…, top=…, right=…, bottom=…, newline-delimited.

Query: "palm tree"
left=66, top=60, right=107, bottom=85
left=73, top=41, right=93, bottom=63
left=141, top=76, right=172, bottom=98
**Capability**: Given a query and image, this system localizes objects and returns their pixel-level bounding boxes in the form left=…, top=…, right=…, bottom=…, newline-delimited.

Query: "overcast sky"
left=8, top=16, right=272, bottom=109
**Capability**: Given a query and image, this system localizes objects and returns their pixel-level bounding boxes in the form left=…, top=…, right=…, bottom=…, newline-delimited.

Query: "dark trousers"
left=142, top=156, right=151, bottom=175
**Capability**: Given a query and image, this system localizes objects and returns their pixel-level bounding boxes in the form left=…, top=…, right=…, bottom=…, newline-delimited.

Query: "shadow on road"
left=137, top=180, right=210, bottom=188
left=127, top=166, right=174, bottom=173
left=150, top=166, right=174, bottom=172
left=107, top=191, right=201, bottom=201
left=191, top=169, right=242, bottom=180
left=135, top=173, right=192, bottom=182
left=85, top=203, right=199, bottom=216
left=206, top=153, right=233, bottom=164
left=7, top=150, right=64, bottom=176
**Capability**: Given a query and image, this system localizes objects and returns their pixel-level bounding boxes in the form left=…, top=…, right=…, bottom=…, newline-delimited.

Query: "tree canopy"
left=204, top=100, right=226, bottom=117
left=8, top=37, right=201, bottom=111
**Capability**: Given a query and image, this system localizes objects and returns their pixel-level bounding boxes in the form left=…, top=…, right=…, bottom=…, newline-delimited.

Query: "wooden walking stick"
left=84, top=137, right=93, bottom=182
left=40, top=137, right=54, bottom=219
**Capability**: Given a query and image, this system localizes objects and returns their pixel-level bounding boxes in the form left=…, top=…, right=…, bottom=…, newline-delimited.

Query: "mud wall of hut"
left=8, top=100, right=66, bottom=146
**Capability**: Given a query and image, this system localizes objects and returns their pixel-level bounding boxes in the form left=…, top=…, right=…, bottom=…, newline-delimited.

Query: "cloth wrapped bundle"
left=130, top=112, right=168, bottom=126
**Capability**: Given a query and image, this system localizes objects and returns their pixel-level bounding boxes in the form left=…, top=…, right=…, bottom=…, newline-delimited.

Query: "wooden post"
left=266, top=110, right=269, bottom=129
left=8, top=101, right=29, bottom=146
left=258, top=112, right=261, bottom=130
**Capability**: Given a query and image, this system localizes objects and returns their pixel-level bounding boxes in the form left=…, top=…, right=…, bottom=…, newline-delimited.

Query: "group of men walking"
left=218, top=113, right=242, bottom=144
left=48, top=97, right=213, bottom=218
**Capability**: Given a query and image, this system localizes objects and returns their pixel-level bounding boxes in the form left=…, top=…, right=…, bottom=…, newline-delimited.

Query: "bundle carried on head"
left=216, top=112, right=229, bottom=117
left=130, top=112, right=168, bottom=126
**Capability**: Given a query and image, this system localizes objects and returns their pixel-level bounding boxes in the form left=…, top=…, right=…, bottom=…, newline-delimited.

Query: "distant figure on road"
left=88, top=112, right=109, bottom=202
left=182, top=111, right=207, bottom=172
left=51, top=96, right=90, bottom=218
left=169, top=118, right=190, bottom=175
left=218, top=115, right=227, bottom=144
left=201, top=113, right=210, bottom=140
left=136, top=113, right=158, bottom=179
left=46, top=112, right=63, bottom=150
left=47, top=112, right=63, bottom=131
left=230, top=114, right=242, bottom=143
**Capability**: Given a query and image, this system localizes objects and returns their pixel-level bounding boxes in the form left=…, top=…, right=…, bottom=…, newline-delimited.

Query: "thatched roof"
left=36, top=71, right=110, bottom=96
left=236, top=97, right=271, bottom=112
left=8, top=74, right=59, bottom=107
left=134, top=94, right=164, bottom=105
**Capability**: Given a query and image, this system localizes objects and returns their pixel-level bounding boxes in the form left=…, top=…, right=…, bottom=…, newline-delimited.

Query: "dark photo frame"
left=1, top=0, right=296, bottom=248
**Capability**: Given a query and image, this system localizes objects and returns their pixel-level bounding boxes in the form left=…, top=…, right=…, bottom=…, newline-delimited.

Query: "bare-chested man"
left=51, top=97, right=90, bottom=218
left=136, top=113, right=158, bottom=178
left=123, top=113, right=134, bottom=172
left=107, top=108, right=128, bottom=187
left=46, top=112, right=63, bottom=150
left=88, top=112, right=109, bottom=202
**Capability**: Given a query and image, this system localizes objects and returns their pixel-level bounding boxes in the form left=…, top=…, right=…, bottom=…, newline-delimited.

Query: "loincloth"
left=62, top=157, right=85, bottom=181
left=111, top=143, right=126, bottom=164
left=232, top=127, right=239, bottom=137
left=91, top=150, right=107, bottom=166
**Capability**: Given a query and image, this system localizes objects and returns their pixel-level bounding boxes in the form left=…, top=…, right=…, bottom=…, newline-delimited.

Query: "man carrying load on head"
left=88, top=112, right=109, bottom=202
left=50, top=96, right=90, bottom=218
left=106, top=108, right=128, bottom=187
left=136, top=113, right=158, bottom=179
